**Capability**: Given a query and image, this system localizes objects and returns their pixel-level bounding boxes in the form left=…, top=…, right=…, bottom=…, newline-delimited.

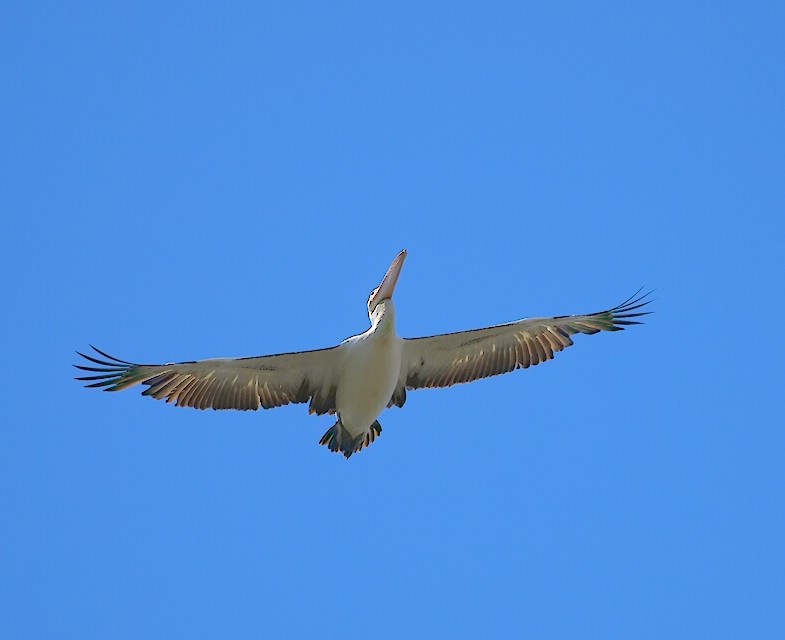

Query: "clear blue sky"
left=2, top=2, right=783, bottom=638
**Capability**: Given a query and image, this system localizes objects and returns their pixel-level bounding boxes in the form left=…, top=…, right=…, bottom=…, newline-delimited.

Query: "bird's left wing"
left=388, top=291, right=651, bottom=407
left=75, top=344, right=344, bottom=415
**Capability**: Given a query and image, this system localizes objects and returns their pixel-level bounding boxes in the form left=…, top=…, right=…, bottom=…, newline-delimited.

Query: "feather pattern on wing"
left=75, top=345, right=343, bottom=414
left=388, top=290, right=652, bottom=406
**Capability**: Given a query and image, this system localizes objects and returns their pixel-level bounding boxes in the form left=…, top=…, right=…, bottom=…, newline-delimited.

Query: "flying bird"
left=75, top=250, right=651, bottom=458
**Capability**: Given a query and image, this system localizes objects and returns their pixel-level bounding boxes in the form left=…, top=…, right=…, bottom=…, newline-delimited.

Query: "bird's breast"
left=335, top=333, right=403, bottom=436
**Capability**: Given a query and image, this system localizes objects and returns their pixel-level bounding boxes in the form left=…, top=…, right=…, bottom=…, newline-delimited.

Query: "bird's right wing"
left=75, top=344, right=345, bottom=414
left=388, top=290, right=651, bottom=407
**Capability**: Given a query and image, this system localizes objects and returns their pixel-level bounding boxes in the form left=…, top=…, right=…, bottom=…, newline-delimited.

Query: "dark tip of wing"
left=75, top=373, right=125, bottom=381
left=74, top=364, right=126, bottom=373
left=83, top=379, right=123, bottom=388
left=608, top=288, right=654, bottom=329
left=74, top=346, right=139, bottom=389
left=75, top=351, right=117, bottom=367
left=88, top=344, right=135, bottom=365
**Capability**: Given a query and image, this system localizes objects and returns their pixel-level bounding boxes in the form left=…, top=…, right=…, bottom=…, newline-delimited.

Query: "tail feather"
left=319, top=419, right=382, bottom=458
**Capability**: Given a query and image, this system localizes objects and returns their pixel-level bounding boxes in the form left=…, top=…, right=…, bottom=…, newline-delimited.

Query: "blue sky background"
left=2, top=2, right=784, bottom=638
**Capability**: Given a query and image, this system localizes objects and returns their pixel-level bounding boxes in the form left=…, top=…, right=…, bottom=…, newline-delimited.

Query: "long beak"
left=370, top=249, right=407, bottom=307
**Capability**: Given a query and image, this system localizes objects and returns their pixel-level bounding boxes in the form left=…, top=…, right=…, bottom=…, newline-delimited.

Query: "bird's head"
left=367, top=249, right=407, bottom=322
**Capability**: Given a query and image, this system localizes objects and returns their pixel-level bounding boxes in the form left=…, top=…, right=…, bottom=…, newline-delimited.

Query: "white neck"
left=370, top=299, right=397, bottom=335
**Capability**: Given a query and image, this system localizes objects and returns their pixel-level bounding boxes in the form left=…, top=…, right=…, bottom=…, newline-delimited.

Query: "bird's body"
left=76, top=250, right=651, bottom=458
left=336, top=303, right=402, bottom=439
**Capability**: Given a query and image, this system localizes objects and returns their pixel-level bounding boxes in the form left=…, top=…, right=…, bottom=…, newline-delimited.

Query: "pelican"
left=75, top=250, right=651, bottom=458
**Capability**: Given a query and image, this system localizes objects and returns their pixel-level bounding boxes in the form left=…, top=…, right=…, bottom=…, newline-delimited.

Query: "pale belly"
left=335, top=334, right=403, bottom=437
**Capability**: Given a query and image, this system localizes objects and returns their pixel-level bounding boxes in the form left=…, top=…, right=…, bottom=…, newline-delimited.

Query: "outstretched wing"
left=75, top=344, right=344, bottom=414
left=388, top=290, right=651, bottom=407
